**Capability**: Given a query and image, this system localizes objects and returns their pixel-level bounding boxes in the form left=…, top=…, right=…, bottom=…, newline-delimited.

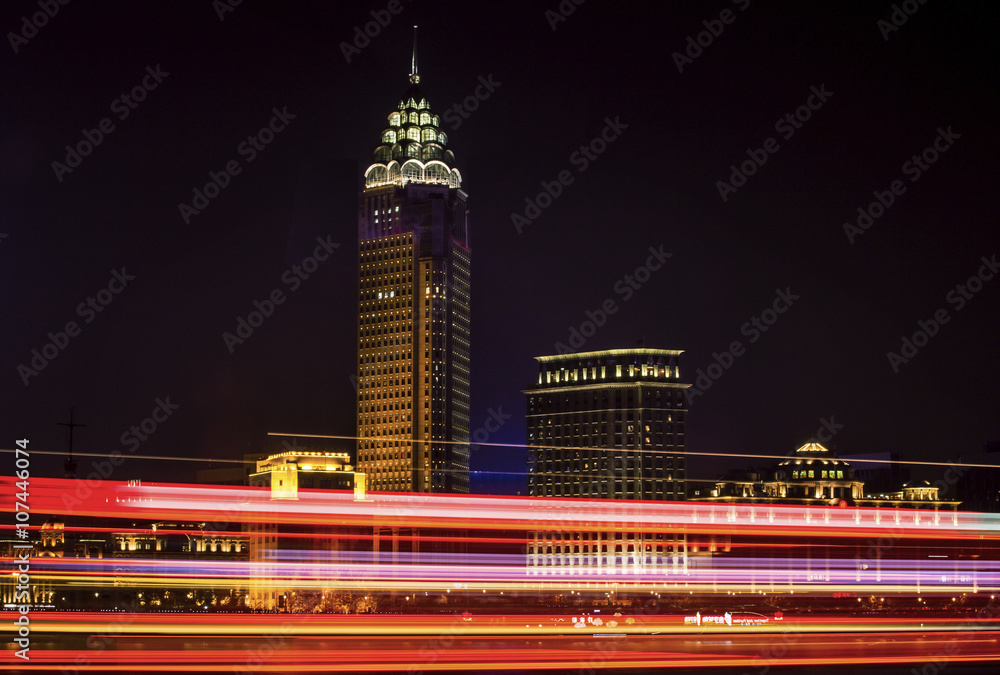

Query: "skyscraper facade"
left=525, top=349, right=689, bottom=500
left=524, top=349, right=691, bottom=577
left=356, top=54, right=470, bottom=493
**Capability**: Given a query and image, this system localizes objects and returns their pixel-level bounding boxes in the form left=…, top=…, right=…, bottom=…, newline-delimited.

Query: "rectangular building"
left=525, top=349, right=689, bottom=500
left=356, top=77, right=471, bottom=494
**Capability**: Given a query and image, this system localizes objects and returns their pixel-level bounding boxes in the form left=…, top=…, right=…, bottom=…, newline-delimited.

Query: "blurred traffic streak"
left=2, top=477, right=999, bottom=670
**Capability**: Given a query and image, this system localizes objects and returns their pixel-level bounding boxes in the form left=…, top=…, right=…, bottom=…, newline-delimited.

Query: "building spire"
left=409, top=25, right=419, bottom=84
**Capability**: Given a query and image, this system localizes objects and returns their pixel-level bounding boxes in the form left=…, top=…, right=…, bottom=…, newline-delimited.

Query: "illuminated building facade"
left=356, top=46, right=471, bottom=494
left=525, top=349, right=689, bottom=500
left=695, top=443, right=866, bottom=505
left=858, top=479, right=961, bottom=510
left=245, top=454, right=464, bottom=612
left=248, top=449, right=356, bottom=496
left=694, top=443, right=959, bottom=511
left=525, top=349, right=690, bottom=577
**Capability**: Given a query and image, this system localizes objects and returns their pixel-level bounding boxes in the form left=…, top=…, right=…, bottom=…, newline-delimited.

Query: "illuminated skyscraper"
left=356, top=38, right=470, bottom=493
left=525, top=349, right=689, bottom=500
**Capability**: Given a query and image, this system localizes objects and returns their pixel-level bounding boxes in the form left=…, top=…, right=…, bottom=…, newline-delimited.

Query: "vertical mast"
left=57, top=407, right=86, bottom=479
left=410, top=25, right=419, bottom=83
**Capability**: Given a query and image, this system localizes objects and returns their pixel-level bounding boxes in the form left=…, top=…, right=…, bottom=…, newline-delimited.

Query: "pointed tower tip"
left=409, top=25, right=420, bottom=84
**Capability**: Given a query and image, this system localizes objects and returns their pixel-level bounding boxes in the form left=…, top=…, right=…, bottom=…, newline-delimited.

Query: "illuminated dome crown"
left=364, top=27, right=462, bottom=190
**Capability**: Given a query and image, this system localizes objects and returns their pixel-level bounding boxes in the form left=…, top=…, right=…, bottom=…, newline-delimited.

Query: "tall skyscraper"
left=356, top=40, right=470, bottom=493
left=525, top=349, right=689, bottom=500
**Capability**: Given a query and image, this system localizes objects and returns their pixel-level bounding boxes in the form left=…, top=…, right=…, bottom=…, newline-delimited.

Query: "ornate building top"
left=364, top=28, right=462, bottom=190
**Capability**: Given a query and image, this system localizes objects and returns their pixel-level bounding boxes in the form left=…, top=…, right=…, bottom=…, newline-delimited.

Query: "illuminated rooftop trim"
left=795, top=442, right=831, bottom=454
left=525, top=382, right=690, bottom=395
left=365, top=160, right=461, bottom=189
left=263, top=451, right=351, bottom=460
left=535, top=349, right=684, bottom=362
left=255, top=450, right=353, bottom=474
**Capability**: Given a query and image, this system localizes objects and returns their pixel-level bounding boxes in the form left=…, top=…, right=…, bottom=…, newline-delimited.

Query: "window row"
left=381, top=127, right=447, bottom=144
left=389, top=111, right=438, bottom=127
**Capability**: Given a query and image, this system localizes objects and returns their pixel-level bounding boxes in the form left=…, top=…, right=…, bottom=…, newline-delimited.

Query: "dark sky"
left=2, top=1, right=998, bottom=493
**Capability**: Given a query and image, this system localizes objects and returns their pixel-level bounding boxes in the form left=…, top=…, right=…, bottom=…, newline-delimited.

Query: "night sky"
left=2, top=1, right=998, bottom=494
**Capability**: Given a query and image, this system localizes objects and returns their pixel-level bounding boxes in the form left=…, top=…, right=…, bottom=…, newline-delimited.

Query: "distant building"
left=249, top=449, right=357, bottom=495
left=525, top=348, right=689, bottom=500
left=8, top=511, right=248, bottom=612
left=1, top=537, right=53, bottom=609
left=858, top=479, right=960, bottom=510
left=244, top=454, right=469, bottom=612
left=693, top=442, right=958, bottom=511
left=695, top=443, right=864, bottom=505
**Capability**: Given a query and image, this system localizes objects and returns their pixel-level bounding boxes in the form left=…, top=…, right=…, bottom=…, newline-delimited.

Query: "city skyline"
left=2, top=1, right=998, bottom=493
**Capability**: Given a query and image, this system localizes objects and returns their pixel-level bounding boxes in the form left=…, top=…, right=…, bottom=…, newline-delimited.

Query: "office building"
left=525, top=349, right=689, bottom=500
left=355, top=42, right=471, bottom=494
